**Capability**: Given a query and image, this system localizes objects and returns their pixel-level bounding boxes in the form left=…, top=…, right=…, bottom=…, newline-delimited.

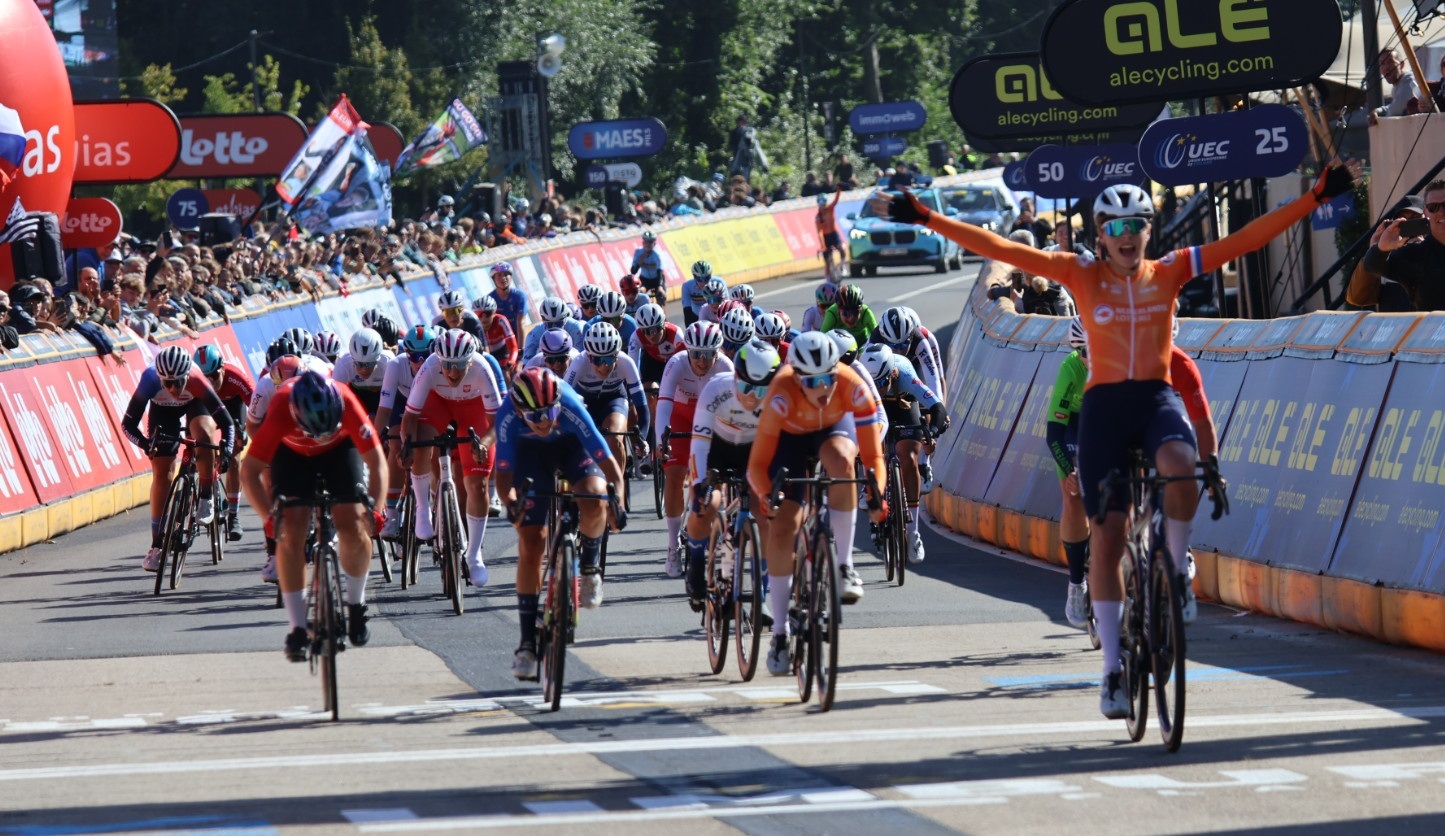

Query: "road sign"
left=849, top=101, right=927, bottom=136
left=568, top=118, right=668, bottom=160
left=166, top=188, right=208, bottom=230
left=1139, top=105, right=1308, bottom=186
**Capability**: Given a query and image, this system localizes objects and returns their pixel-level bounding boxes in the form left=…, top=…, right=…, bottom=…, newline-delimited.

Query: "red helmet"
left=715, top=299, right=744, bottom=318
left=619, top=274, right=641, bottom=293
left=511, top=367, right=560, bottom=411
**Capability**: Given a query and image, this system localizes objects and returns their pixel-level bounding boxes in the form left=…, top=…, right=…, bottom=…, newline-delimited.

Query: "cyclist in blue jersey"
left=495, top=368, right=625, bottom=681
left=630, top=230, right=666, bottom=302
left=487, top=261, right=529, bottom=338
left=680, top=261, right=713, bottom=325
left=860, top=343, right=949, bottom=564
left=585, top=290, right=639, bottom=347
left=523, top=296, right=586, bottom=362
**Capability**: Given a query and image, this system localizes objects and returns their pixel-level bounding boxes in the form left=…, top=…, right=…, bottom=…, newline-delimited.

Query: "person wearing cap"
left=0, top=289, right=19, bottom=351
left=8, top=283, right=58, bottom=335
left=1347, top=196, right=1425, bottom=311
left=1357, top=182, right=1445, bottom=311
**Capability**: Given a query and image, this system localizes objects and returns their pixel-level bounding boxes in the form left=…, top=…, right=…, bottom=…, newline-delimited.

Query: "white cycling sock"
left=411, top=472, right=433, bottom=537
left=345, top=573, right=367, bottom=606
left=466, top=514, right=487, bottom=561
left=1095, top=600, right=1124, bottom=673
left=282, top=590, right=307, bottom=630
left=769, top=573, right=792, bottom=636
left=1165, top=518, right=1191, bottom=575
left=830, top=508, right=856, bottom=569
left=666, top=515, right=683, bottom=552
left=907, top=505, right=920, bottom=536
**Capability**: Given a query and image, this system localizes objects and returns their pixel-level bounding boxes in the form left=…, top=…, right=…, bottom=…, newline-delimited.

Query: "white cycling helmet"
left=734, top=339, right=781, bottom=387
left=156, top=344, right=192, bottom=378
left=729, top=283, right=756, bottom=305
left=361, top=308, right=384, bottom=329
left=540, top=329, right=573, bottom=356
left=1067, top=316, right=1088, bottom=350
left=472, top=295, right=498, bottom=314
left=438, top=289, right=467, bottom=310
left=790, top=331, right=842, bottom=376
left=719, top=307, right=756, bottom=345
left=635, top=303, right=666, bottom=330
left=576, top=284, right=602, bottom=305
left=596, top=290, right=628, bottom=319
left=1093, top=184, right=1155, bottom=220
left=754, top=312, right=787, bottom=341
left=314, top=331, right=343, bottom=361
left=683, top=320, right=724, bottom=352
left=826, top=328, right=860, bottom=364
left=435, top=328, right=477, bottom=362
left=540, top=295, right=570, bottom=324
left=283, top=327, right=315, bottom=356
left=859, top=343, right=894, bottom=383
left=583, top=322, right=623, bottom=357
left=876, top=307, right=913, bottom=346
left=703, top=276, right=727, bottom=301
left=349, top=327, right=384, bottom=365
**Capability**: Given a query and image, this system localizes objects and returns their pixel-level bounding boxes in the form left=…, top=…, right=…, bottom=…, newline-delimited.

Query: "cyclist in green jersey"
left=1046, top=317, right=1091, bottom=628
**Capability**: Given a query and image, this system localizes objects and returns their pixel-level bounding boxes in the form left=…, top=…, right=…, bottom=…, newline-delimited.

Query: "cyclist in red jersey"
left=472, top=295, right=520, bottom=376
left=240, top=371, right=387, bottom=662
left=195, top=345, right=254, bottom=542
left=876, top=160, right=1359, bottom=719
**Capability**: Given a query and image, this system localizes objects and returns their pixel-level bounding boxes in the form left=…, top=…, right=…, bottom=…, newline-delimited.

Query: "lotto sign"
left=60, top=197, right=123, bottom=249
left=1023, top=143, right=1143, bottom=198
left=167, top=112, right=310, bottom=179
left=1139, top=104, right=1307, bottom=186
left=567, top=118, right=668, bottom=160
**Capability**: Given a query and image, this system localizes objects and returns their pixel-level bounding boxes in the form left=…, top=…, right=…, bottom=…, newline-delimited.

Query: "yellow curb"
left=1321, top=575, right=1383, bottom=639
left=1380, top=588, right=1445, bottom=652
left=2, top=473, right=150, bottom=554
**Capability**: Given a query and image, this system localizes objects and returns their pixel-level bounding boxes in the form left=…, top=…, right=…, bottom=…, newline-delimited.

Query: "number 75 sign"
left=1139, top=104, right=1308, bottom=187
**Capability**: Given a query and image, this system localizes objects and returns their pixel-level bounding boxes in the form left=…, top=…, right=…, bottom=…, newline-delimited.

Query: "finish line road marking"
left=3, top=706, right=1443, bottom=783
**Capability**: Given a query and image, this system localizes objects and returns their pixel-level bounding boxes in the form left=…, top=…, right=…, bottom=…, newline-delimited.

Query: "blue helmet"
left=289, top=371, right=344, bottom=438
left=402, top=324, right=438, bottom=360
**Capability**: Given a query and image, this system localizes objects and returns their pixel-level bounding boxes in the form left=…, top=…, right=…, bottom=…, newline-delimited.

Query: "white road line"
left=888, top=274, right=976, bottom=303
left=3, top=706, right=1440, bottom=783
left=754, top=282, right=811, bottom=301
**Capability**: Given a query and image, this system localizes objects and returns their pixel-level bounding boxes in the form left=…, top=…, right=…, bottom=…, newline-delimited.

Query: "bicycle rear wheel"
left=374, top=535, right=394, bottom=583
left=398, top=490, right=420, bottom=589
left=540, top=538, right=574, bottom=712
left=888, top=459, right=907, bottom=586
left=734, top=516, right=764, bottom=681
left=1123, top=551, right=1149, bottom=742
left=791, top=534, right=813, bottom=704
left=704, top=511, right=730, bottom=675
left=811, top=527, right=841, bottom=711
left=169, top=474, right=196, bottom=591
left=440, top=483, right=465, bottom=615
left=209, top=494, right=224, bottom=565
left=1151, top=551, right=1187, bottom=752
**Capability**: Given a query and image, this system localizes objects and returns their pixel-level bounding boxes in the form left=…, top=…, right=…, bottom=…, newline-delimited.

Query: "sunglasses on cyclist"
left=799, top=372, right=836, bottom=390
left=406, top=351, right=428, bottom=364
left=442, top=305, right=464, bottom=316
left=639, top=326, right=662, bottom=338
left=543, top=354, right=570, bottom=367
left=441, top=359, right=470, bottom=373
left=735, top=378, right=769, bottom=397
left=522, top=404, right=561, bottom=424
left=355, top=362, right=377, bottom=374
left=1426, top=201, right=1445, bottom=214
left=161, top=376, right=187, bottom=389
left=1101, top=217, right=1150, bottom=237
left=590, top=354, right=617, bottom=368
left=688, top=349, right=717, bottom=362
left=840, top=307, right=860, bottom=317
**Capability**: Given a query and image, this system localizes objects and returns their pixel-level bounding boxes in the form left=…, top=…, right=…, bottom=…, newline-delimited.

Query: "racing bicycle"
left=151, top=433, right=227, bottom=595
left=702, top=467, right=766, bottom=680
left=403, top=430, right=480, bottom=615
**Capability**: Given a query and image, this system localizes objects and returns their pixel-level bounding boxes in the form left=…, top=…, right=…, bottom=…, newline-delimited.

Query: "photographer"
left=1358, top=181, right=1445, bottom=312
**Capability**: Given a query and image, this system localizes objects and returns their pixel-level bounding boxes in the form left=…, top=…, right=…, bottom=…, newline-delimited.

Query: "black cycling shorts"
left=271, top=440, right=368, bottom=505
left=511, top=435, right=605, bottom=527
left=639, top=351, right=667, bottom=385
left=767, top=423, right=853, bottom=504
left=147, top=401, right=211, bottom=457
left=704, top=438, right=750, bottom=478
left=1077, top=381, right=1195, bottom=519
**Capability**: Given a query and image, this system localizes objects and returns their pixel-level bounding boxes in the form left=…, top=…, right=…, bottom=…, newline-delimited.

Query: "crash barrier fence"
left=926, top=258, right=1445, bottom=654
left=0, top=171, right=997, bottom=554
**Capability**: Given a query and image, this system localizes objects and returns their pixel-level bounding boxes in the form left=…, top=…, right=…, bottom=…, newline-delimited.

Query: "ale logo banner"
left=949, top=52, right=1160, bottom=140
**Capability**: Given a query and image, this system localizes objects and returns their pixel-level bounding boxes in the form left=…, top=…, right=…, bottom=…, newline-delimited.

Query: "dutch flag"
left=0, top=103, right=25, bottom=189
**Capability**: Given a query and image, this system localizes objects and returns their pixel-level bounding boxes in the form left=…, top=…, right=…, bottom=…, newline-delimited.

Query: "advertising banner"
left=0, top=371, right=76, bottom=504
left=1330, top=361, right=1445, bottom=589
left=1194, top=357, right=1387, bottom=572
left=949, top=53, right=1159, bottom=140
left=1023, top=143, right=1143, bottom=198
left=59, top=197, right=123, bottom=249
left=169, top=113, right=310, bottom=180
left=662, top=215, right=792, bottom=277
left=985, top=350, right=1066, bottom=516
left=567, top=118, right=668, bottom=160
left=1003, top=161, right=1028, bottom=191
left=849, top=101, right=927, bottom=135
left=774, top=208, right=824, bottom=261
left=201, top=189, right=262, bottom=219
left=0, top=407, right=40, bottom=516
left=86, top=344, right=153, bottom=472
left=1040, top=0, right=1344, bottom=105
left=41, top=358, right=133, bottom=491
left=964, top=126, right=1148, bottom=155
left=939, top=347, right=1040, bottom=500
left=862, top=136, right=908, bottom=160
left=71, top=99, right=182, bottom=184
left=584, top=162, right=643, bottom=188
left=1139, top=105, right=1308, bottom=186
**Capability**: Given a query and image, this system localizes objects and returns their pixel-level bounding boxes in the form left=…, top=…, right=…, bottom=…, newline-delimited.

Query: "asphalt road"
left=4, top=260, right=1445, bottom=835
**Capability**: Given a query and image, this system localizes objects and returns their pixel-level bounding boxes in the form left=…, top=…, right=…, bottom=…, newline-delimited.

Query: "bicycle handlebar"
left=767, top=466, right=880, bottom=512
left=402, top=428, right=481, bottom=453
left=147, top=431, right=226, bottom=456
left=1092, top=460, right=1230, bottom=525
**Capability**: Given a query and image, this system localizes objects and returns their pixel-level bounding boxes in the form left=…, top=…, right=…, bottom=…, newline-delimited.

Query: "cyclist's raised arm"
left=1194, top=162, right=1358, bottom=278
left=876, top=191, right=1074, bottom=281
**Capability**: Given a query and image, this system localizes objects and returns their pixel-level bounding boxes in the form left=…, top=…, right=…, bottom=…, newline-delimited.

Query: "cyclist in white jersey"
left=682, top=340, right=779, bottom=608
left=801, top=282, right=837, bottom=333
left=375, top=325, right=437, bottom=539
left=248, top=346, right=333, bottom=431
left=563, top=322, right=650, bottom=471
left=331, top=328, right=394, bottom=417
left=872, top=306, right=946, bottom=490
left=524, top=329, right=578, bottom=371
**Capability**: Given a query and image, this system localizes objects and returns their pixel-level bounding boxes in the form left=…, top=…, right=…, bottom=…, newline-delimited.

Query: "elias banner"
left=1040, top=0, right=1344, bottom=105
left=949, top=52, right=1160, bottom=140
left=1023, top=143, right=1143, bottom=198
left=1139, top=104, right=1308, bottom=186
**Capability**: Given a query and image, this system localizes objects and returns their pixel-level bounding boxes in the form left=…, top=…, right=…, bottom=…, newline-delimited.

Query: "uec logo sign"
left=1139, top=104, right=1307, bottom=186
left=568, top=118, right=668, bottom=160
left=1024, top=143, right=1143, bottom=198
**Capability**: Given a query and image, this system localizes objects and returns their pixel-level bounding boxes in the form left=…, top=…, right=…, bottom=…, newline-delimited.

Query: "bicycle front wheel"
left=374, top=535, right=394, bottom=584
left=734, top=517, right=764, bottom=681
left=398, top=489, right=420, bottom=589
left=169, top=474, right=197, bottom=591
left=310, top=550, right=344, bottom=721
left=1152, top=552, right=1187, bottom=752
left=652, top=457, right=665, bottom=519
left=154, top=473, right=188, bottom=596
left=791, top=537, right=813, bottom=705
left=811, top=527, right=841, bottom=711
left=540, top=538, right=574, bottom=712
left=439, top=483, right=466, bottom=615
left=209, top=494, right=224, bottom=565
left=1123, top=549, right=1149, bottom=742
left=703, top=511, right=730, bottom=675
left=888, top=458, right=906, bottom=586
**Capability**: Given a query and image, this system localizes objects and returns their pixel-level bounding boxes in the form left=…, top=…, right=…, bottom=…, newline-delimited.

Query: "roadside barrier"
left=926, top=258, right=1445, bottom=654
left=0, top=171, right=998, bottom=554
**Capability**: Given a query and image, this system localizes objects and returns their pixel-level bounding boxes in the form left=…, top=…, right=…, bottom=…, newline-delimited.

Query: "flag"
left=0, top=102, right=27, bottom=189
left=0, top=198, right=38, bottom=245
left=276, top=95, right=366, bottom=205
left=289, top=134, right=393, bottom=235
left=394, top=98, right=487, bottom=178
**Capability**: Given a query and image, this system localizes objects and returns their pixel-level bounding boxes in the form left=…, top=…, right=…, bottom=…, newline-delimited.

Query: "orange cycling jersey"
left=922, top=190, right=1321, bottom=388
left=747, top=363, right=885, bottom=500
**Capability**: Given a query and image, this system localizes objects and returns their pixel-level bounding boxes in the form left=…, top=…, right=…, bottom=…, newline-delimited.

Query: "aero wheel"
left=792, top=545, right=813, bottom=705
left=812, top=528, right=842, bottom=711
left=154, top=477, right=187, bottom=596
left=1123, top=593, right=1149, bottom=743
left=1152, top=554, right=1187, bottom=752
left=652, top=450, right=665, bottom=519
left=703, top=512, right=730, bottom=675
left=324, top=553, right=345, bottom=721
left=444, top=492, right=466, bottom=615
left=169, top=476, right=195, bottom=591
left=374, top=535, right=394, bottom=583
left=889, top=459, right=907, bottom=586
left=540, top=539, right=573, bottom=712
left=209, top=495, right=224, bottom=565
left=734, top=517, right=764, bottom=681
left=402, top=491, right=421, bottom=588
